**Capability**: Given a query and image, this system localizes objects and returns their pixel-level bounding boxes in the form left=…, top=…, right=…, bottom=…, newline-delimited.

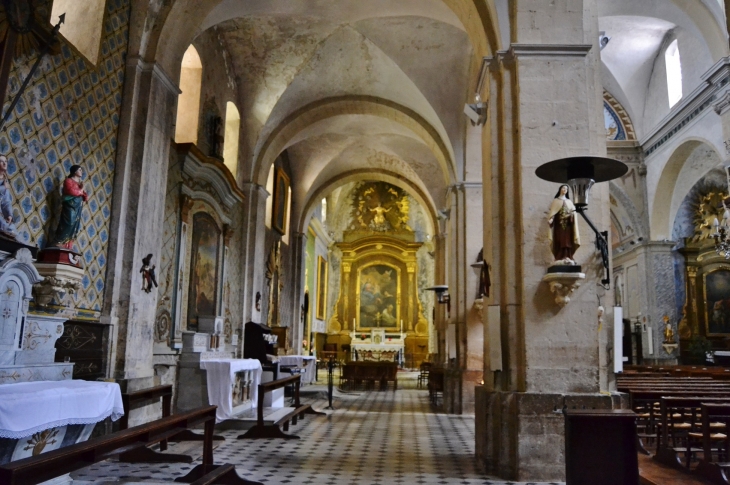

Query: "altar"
left=0, top=380, right=123, bottom=463
left=199, top=358, right=262, bottom=422
left=350, top=329, right=404, bottom=364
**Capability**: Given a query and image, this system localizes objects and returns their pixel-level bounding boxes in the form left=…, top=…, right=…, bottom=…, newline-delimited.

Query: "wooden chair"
left=417, top=362, right=432, bottom=389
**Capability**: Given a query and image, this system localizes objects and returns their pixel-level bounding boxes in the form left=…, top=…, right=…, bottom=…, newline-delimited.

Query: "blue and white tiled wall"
left=0, top=0, right=131, bottom=311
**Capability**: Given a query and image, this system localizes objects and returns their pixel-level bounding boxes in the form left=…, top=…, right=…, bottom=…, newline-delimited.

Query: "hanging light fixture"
left=535, top=156, right=628, bottom=288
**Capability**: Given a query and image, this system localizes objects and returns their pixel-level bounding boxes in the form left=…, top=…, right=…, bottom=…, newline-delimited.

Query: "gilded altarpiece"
left=325, top=181, right=432, bottom=366
left=678, top=186, right=730, bottom=358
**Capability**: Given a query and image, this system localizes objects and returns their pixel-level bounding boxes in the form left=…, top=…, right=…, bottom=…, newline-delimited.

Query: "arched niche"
left=175, top=45, right=203, bottom=144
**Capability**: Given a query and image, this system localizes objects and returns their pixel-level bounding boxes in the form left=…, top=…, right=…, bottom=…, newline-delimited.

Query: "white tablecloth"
left=278, top=355, right=317, bottom=384
left=0, top=380, right=124, bottom=439
left=200, top=358, right=262, bottom=422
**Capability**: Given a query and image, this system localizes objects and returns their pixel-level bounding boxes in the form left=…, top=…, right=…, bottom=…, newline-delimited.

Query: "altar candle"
left=715, top=218, right=721, bottom=227
left=353, top=318, right=356, bottom=328
left=400, top=319, right=403, bottom=333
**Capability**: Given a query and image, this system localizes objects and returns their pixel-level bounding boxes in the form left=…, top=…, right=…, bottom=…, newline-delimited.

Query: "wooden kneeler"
left=239, top=374, right=324, bottom=440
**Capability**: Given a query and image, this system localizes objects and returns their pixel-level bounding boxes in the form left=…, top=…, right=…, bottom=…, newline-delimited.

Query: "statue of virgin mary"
left=547, top=184, right=580, bottom=264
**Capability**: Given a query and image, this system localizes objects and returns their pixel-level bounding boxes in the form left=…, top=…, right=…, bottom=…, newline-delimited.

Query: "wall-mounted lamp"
left=425, top=285, right=451, bottom=315
left=535, top=156, right=628, bottom=288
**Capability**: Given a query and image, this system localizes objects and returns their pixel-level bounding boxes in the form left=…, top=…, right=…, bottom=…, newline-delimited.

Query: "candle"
left=353, top=318, right=356, bottom=328
left=400, top=319, right=403, bottom=333
left=715, top=218, right=720, bottom=227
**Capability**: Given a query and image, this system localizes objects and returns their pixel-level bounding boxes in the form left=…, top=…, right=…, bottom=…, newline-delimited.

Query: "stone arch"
left=147, top=1, right=502, bottom=81
left=253, top=96, right=457, bottom=188
left=609, top=181, right=645, bottom=248
left=651, top=139, right=723, bottom=239
left=296, top=169, right=439, bottom=237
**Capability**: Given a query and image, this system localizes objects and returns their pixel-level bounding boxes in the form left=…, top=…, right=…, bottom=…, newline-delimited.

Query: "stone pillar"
left=240, top=183, right=268, bottom=326
left=433, top=233, right=447, bottom=362
left=103, top=57, right=179, bottom=381
left=288, top=232, right=307, bottom=352
left=475, top=1, right=622, bottom=481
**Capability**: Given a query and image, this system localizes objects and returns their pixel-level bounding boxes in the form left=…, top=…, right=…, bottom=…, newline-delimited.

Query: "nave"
left=68, top=381, right=561, bottom=485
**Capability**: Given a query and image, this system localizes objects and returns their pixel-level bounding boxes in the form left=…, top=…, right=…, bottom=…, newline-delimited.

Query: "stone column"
left=475, top=1, right=623, bottom=481
left=288, top=232, right=307, bottom=352
left=433, top=233, right=447, bottom=362
left=239, top=183, right=268, bottom=325
left=103, top=57, right=179, bottom=382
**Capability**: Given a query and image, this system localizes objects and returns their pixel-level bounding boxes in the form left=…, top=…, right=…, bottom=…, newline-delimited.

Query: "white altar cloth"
left=200, top=358, right=262, bottom=422
left=0, top=380, right=124, bottom=439
left=277, top=355, right=317, bottom=384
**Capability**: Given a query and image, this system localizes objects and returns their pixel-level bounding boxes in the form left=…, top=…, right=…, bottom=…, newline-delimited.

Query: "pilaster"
left=103, top=57, right=179, bottom=380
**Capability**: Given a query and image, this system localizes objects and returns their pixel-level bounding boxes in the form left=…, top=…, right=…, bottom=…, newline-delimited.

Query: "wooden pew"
left=697, top=403, right=730, bottom=485
left=238, top=374, right=323, bottom=440
left=120, top=384, right=173, bottom=452
left=0, top=405, right=260, bottom=485
left=340, top=362, right=398, bottom=390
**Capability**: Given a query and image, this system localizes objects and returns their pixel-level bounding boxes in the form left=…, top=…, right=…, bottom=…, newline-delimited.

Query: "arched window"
left=282, top=186, right=292, bottom=245
left=321, top=198, right=327, bottom=224
left=665, top=39, right=682, bottom=108
left=51, top=0, right=106, bottom=65
left=223, top=102, right=240, bottom=177
left=265, top=165, right=275, bottom=229
left=175, top=45, right=203, bottom=144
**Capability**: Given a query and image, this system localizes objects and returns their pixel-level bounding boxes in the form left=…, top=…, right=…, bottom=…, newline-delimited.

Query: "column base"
left=474, top=387, right=627, bottom=482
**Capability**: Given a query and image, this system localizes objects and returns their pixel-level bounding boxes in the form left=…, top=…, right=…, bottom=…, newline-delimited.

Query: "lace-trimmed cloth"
left=0, top=380, right=124, bottom=439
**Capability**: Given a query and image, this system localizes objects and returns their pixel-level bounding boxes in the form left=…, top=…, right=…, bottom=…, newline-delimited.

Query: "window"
left=51, top=0, right=106, bottom=65
left=282, top=187, right=292, bottom=245
left=223, top=102, right=240, bottom=177
left=321, top=198, right=327, bottom=224
left=175, top=45, right=203, bottom=144
left=665, top=39, right=682, bottom=108
left=265, top=165, right=274, bottom=229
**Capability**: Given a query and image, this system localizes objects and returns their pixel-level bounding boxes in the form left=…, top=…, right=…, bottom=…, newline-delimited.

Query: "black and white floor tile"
left=68, top=382, right=564, bottom=485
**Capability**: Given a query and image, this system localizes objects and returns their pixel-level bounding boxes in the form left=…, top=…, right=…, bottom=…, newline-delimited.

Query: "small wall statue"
left=0, top=155, right=21, bottom=241
left=48, top=165, right=88, bottom=250
left=140, top=253, right=158, bottom=293
left=547, top=184, right=580, bottom=265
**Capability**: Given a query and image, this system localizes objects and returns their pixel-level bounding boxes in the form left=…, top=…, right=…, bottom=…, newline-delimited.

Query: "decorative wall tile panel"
left=1, top=0, right=131, bottom=311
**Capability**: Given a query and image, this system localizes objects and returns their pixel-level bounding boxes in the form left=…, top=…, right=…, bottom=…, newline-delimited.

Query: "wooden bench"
left=0, top=405, right=260, bottom=485
left=120, top=384, right=173, bottom=452
left=238, top=374, right=323, bottom=440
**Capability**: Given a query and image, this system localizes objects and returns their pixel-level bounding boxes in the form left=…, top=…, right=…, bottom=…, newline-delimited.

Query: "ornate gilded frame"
left=316, top=255, right=327, bottom=320
left=703, top=266, right=730, bottom=336
left=356, top=262, right=401, bottom=330
left=272, top=167, right=290, bottom=234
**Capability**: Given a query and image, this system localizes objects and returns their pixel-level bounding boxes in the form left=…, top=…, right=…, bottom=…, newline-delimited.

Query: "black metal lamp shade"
left=535, top=156, right=628, bottom=209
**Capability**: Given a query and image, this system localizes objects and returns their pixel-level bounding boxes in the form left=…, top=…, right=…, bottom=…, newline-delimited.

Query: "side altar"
left=349, top=328, right=404, bottom=363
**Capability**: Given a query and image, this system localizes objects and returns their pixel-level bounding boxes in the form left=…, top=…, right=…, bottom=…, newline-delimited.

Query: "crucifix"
left=0, top=1, right=63, bottom=129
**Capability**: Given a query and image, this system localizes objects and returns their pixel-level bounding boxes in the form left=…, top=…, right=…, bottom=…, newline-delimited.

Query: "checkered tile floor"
left=69, top=384, right=564, bottom=485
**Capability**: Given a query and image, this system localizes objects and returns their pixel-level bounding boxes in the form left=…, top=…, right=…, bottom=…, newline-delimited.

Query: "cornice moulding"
left=509, top=44, right=593, bottom=57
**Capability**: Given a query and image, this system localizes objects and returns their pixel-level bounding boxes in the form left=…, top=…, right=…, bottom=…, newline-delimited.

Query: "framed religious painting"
left=357, top=263, right=400, bottom=329
left=272, top=167, right=290, bottom=234
left=704, top=268, right=730, bottom=336
left=187, top=212, right=221, bottom=332
left=316, top=255, right=327, bottom=320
